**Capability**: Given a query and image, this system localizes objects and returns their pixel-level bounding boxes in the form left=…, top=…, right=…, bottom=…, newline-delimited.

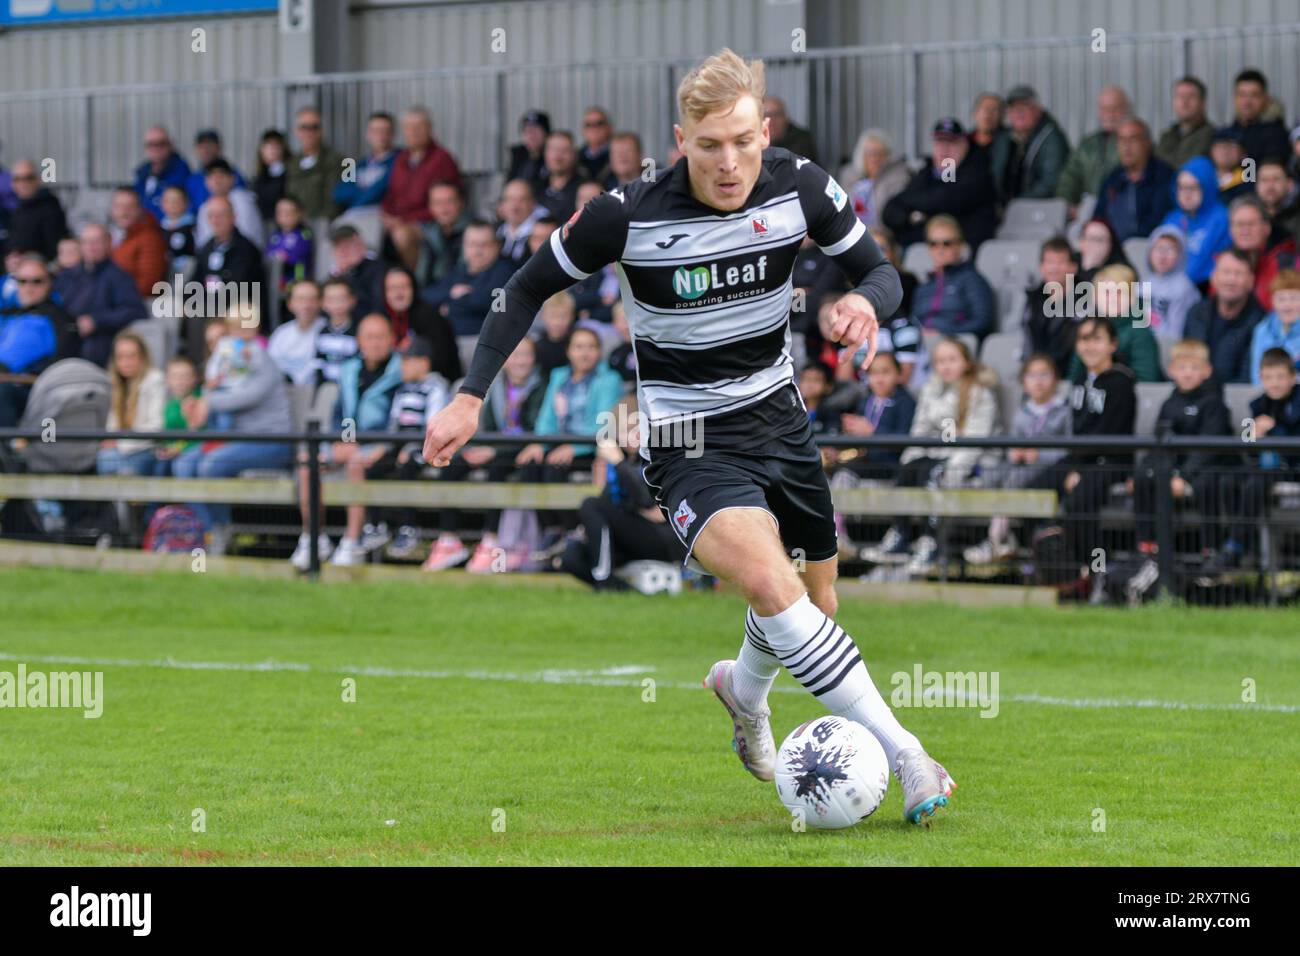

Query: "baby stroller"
left=0, top=359, right=112, bottom=542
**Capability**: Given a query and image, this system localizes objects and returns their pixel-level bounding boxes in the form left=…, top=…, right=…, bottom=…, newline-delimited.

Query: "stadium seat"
left=126, top=318, right=170, bottom=367
left=973, top=240, right=1039, bottom=298
left=998, top=286, right=1028, bottom=332
left=1223, top=383, right=1257, bottom=432
left=980, top=331, right=1023, bottom=384
left=1065, top=194, right=1097, bottom=245
left=1122, top=237, right=1149, bottom=276
left=996, top=198, right=1067, bottom=240
left=1134, top=382, right=1175, bottom=435
left=901, top=242, right=933, bottom=279
left=333, top=206, right=383, bottom=251
left=311, top=218, right=334, bottom=281
left=466, top=171, right=506, bottom=221
left=1157, top=333, right=1174, bottom=372
left=457, top=335, right=479, bottom=374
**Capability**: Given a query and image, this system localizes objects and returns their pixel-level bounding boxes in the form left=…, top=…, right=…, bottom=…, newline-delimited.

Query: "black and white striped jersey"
left=460, top=146, right=902, bottom=451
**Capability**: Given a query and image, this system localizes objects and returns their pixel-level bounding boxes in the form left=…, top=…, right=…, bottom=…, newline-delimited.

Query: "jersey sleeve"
left=458, top=191, right=628, bottom=398
left=795, top=158, right=903, bottom=323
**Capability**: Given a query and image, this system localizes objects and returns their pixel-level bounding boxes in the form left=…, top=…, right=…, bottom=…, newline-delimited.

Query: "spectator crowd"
left=1, top=68, right=1299, bottom=599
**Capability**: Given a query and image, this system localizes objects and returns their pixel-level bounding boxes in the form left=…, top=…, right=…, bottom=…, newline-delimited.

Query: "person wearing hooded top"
left=1143, top=225, right=1202, bottom=340
left=1161, top=155, right=1232, bottom=288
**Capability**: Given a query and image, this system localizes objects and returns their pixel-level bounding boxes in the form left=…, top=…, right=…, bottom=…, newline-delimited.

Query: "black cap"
left=195, top=128, right=221, bottom=145
left=1005, top=84, right=1038, bottom=105
left=204, top=157, right=233, bottom=175
left=932, top=117, right=966, bottom=140
left=520, top=110, right=551, bottom=134
left=1212, top=125, right=1245, bottom=145
left=329, top=224, right=361, bottom=243
left=400, top=335, right=433, bottom=360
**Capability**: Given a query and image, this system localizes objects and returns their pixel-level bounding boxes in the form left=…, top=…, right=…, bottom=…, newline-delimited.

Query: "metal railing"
left=3, top=22, right=1299, bottom=202
left=3, top=425, right=1299, bottom=602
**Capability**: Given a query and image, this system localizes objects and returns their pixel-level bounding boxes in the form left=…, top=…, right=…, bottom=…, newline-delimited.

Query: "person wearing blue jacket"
left=1093, top=119, right=1176, bottom=242
left=910, top=214, right=997, bottom=341
left=53, top=224, right=146, bottom=368
left=420, top=221, right=518, bottom=336
left=333, top=112, right=397, bottom=211
left=0, top=256, right=72, bottom=425
left=133, top=127, right=192, bottom=222
left=1161, top=155, right=1231, bottom=285
left=516, top=327, right=623, bottom=532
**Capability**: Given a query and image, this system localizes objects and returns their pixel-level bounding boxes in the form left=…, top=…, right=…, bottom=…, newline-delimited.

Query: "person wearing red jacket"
left=381, top=107, right=463, bottom=271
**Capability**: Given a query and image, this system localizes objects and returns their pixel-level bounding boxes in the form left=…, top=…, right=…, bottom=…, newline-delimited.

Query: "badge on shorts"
left=673, top=500, right=697, bottom=536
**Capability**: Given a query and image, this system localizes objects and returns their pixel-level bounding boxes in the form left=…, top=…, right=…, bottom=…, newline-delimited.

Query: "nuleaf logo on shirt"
left=672, top=255, right=769, bottom=302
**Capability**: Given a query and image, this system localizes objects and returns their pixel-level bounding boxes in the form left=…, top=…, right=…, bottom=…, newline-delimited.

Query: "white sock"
left=731, top=607, right=781, bottom=714
left=754, top=594, right=922, bottom=767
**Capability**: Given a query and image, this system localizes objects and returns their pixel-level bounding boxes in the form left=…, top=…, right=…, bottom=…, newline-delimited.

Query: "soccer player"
left=425, top=49, right=955, bottom=824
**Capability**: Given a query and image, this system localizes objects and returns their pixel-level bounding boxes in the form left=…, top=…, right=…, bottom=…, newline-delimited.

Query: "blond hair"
left=542, top=290, right=576, bottom=315
left=108, top=330, right=153, bottom=430
left=676, top=48, right=766, bottom=125
left=1170, top=339, right=1210, bottom=365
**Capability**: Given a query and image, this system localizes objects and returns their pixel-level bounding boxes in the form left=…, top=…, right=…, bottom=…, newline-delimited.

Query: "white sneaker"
left=290, top=533, right=333, bottom=571
left=861, top=526, right=909, bottom=564
left=361, top=522, right=391, bottom=552
left=330, top=537, right=367, bottom=567
left=906, top=535, right=938, bottom=575
left=963, top=534, right=1017, bottom=565
left=703, top=660, right=776, bottom=782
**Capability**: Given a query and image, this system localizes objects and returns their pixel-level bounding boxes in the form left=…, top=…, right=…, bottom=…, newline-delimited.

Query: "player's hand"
left=828, top=292, right=879, bottom=371
left=423, top=393, right=482, bottom=467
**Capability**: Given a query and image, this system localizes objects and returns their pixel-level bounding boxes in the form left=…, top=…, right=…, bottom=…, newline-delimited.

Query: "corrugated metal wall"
left=0, top=14, right=278, bottom=92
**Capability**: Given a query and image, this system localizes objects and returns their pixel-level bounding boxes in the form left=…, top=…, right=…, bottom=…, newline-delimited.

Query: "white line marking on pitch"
left=1, top=651, right=1296, bottom=714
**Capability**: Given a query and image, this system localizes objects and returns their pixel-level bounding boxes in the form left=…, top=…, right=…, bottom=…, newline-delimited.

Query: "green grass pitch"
left=1, top=566, right=1297, bottom=865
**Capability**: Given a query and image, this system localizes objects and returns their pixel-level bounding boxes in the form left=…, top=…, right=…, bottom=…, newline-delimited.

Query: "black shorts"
left=641, top=389, right=837, bottom=566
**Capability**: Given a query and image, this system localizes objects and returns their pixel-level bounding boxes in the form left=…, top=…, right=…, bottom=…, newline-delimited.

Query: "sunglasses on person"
left=927, top=237, right=960, bottom=248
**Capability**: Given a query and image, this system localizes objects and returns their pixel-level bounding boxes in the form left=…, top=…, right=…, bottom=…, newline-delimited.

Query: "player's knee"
left=808, top=586, right=838, bottom=618
left=741, top=562, right=805, bottom=617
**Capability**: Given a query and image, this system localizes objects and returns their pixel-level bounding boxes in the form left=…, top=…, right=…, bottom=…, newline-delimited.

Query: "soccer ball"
left=775, top=716, right=890, bottom=829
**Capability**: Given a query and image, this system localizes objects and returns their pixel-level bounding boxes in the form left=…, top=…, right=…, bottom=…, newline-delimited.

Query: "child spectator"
left=534, top=290, right=576, bottom=378
left=965, top=353, right=1072, bottom=564
left=1161, top=156, right=1231, bottom=286
left=362, top=335, right=453, bottom=562
left=158, top=185, right=196, bottom=274
left=1022, top=236, right=1081, bottom=378
left=1056, top=316, right=1137, bottom=581
left=290, top=314, right=402, bottom=570
left=837, top=351, right=917, bottom=482
left=1144, top=226, right=1201, bottom=339
left=252, top=129, right=289, bottom=222
left=1249, top=268, right=1300, bottom=385
left=203, top=313, right=266, bottom=433
left=315, top=278, right=359, bottom=385
left=97, top=330, right=166, bottom=477
left=154, top=355, right=203, bottom=474
left=556, top=393, right=681, bottom=590
left=423, top=337, right=545, bottom=573
left=861, top=336, right=998, bottom=572
left=606, top=300, right=637, bottom=385
left=910, top=214, right=997, bottom=341
left=1068, top=264, right=1162, bottom=381
left=267, top=195, right=314, bottom=293
left=1127, top=339, right=1234, bottom=599
left=267, top=279, right=325, bottom=387
left=512, top=326, right=624, bottom=555
left=799, top=361, right=840, bottom=438
left=1224, top=347, right=1300, bottom=567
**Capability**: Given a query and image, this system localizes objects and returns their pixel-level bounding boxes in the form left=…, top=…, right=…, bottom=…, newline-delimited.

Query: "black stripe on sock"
left=801, top=640, right=857, bottom=691
left=779, top=616, right=834, bottom=668
left=811, top=652, right=863, bottom=697
left=791, top=629, right=849, bottom=683
left=744, top=619, right=774, bottom=654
